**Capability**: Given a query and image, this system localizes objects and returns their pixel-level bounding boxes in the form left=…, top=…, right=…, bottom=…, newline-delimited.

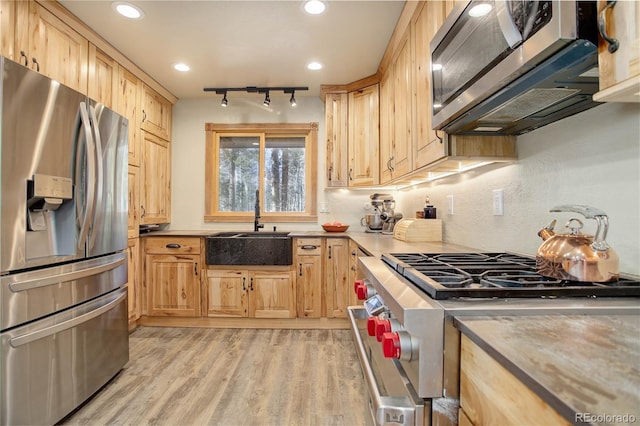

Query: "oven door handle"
left=347, top=307, right=417, bottom=426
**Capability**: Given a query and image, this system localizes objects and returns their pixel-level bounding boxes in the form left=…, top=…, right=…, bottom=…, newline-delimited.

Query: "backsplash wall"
left=171, top=98, right=639, bottom=275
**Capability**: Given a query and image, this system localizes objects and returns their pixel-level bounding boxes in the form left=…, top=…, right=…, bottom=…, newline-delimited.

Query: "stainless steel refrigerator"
left=0, top=56, right=129, bottom=425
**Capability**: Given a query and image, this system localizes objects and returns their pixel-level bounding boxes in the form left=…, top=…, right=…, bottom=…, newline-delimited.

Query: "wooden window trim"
left=205, top=123, right=318, bottom=223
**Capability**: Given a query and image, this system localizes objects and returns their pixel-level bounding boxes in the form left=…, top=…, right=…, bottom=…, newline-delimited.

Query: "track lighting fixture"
left=203, top=86, right=309, bottom=107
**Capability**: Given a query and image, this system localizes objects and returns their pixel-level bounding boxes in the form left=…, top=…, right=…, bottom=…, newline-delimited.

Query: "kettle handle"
left=549, top=205, right=607, bottom=219
left=549, top=205, right=610, bottom=251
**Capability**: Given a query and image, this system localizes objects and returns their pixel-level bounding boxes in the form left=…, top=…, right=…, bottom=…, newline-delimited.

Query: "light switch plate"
left=492, top=189, right=504, bottom=216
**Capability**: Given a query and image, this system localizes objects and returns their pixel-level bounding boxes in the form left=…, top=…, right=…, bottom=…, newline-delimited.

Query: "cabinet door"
left=325, top=238, right=350, bottom=318
left=348, top=85, right=379, bottom=186
left=348, top=239, right=363, bottom=306
left=379, top=71, right=394, bottom=184
left=296, top=254, right=323, bottom=318
left=118, top=67, right=142, bottom=166
left=413, top=1, right=447, bottom=169
left=594, top=0, right=640, bottom=102
left=141, top=84, right=172, bottom=140
left=0, top=0, right=15, bottom=60
left=146, top=254, right=201, bottom=317
left=18, top=1, right=88, bottom=93
left=392, top=29, right=413, bottom=177
left=205, top=269, right=248, bottom=317
left=127, top=165, right=140, bottom=239
left=141, top=131, right=171, bottom=225
left=88, top=44, right=118, bottom=109
left=249, top=270, right=296, bottom=319
left=325, top=93, right=349, bottom=187
left=127, top=238, right=140, bottom=328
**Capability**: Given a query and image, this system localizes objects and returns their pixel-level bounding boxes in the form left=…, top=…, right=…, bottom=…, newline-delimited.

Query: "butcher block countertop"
left=455, top=314, right=640, bottom=424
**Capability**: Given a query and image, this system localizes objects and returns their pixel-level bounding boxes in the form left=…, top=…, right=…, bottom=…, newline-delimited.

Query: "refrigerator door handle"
left=9, top=290, right=126, bottom=348
left=76, top=102, right=97, bottom=251
left=87, top=104, right=104, bottom=251
left=9, top=256, right=126, bottom=292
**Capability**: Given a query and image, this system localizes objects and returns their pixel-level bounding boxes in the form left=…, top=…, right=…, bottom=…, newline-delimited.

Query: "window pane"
left=264, top=137, right=305, bottom=212
left=218, top=136, right=259, bottom=212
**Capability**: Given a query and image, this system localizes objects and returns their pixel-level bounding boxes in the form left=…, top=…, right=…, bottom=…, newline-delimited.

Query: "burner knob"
left=374, top=318, right=391, bottom=342
left=381, top=331, right=414, bottom=361
left=366, top=317, right=377, bottom=337
left=354, top=280, right=375, bottom=300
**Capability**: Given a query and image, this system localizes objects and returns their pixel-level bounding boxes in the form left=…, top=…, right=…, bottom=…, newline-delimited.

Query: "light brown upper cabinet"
left=88, top=44, right=118, bottom=109
left=141, top=84, right=172, bottom=141
left=14, top=1, right=88, bottom=93
left=118, top=67, right=142, bottom=166
left=593, top=0, right=640, bottom=103
left=348, top=85, right=380, bottom=187
left=412, top=1, right=447, bottom=169
left=140, top=131, right=171, bottom=225
left=0, top=0, right=15, bottom=60
left=380, top=28, right=413, bottom=184
left=325, top=93, right=349, bottom=187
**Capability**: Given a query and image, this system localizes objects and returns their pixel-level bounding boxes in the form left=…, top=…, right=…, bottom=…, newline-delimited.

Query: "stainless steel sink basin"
left=205, top=232, right=292, bottom=265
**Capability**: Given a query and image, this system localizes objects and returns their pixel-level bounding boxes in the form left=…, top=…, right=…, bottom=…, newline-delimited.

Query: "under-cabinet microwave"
left=430, top=1, right=601, bottom=135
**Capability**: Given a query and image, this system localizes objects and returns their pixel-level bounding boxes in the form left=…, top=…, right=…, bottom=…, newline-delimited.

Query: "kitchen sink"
left=205, top=232, right=292, bottom=265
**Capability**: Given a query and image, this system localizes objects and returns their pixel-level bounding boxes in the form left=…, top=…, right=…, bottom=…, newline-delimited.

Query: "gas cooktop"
left=381, top=253, right=640, bottom=300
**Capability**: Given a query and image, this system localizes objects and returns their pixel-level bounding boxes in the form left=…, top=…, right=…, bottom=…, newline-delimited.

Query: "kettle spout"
left=538, top=219, right=557, bottom=241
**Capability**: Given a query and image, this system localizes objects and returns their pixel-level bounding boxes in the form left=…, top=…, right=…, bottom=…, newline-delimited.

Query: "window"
left=205, top=123, right=317, bottom=222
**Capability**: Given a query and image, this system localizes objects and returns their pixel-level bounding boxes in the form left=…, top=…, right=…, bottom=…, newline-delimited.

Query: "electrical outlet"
left=447, top=195, right=454, bottom=215
left=492, top=189, right=504, bottom=216
left=320, top=202, right=330, bottom=213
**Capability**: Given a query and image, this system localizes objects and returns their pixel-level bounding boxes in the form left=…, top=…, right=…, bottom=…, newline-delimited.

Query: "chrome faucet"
left=254, top=189, right=264, bottom=232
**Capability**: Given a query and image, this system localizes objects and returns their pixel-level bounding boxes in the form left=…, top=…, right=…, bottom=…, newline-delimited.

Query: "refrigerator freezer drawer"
left=0, top=252, right=127, bottom=331
left=1, top=288, right=129, bottom=425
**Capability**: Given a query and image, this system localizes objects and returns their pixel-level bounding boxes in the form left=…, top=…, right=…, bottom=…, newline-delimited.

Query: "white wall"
left=171, top=98, right=640, bottom=275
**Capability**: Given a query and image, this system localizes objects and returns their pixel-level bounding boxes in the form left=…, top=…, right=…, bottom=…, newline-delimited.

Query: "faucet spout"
left=254, top=189, right=264, bottom=232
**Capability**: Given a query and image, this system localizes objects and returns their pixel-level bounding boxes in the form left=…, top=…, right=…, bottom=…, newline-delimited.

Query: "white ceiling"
left=59, top=0, right=405, bottom=100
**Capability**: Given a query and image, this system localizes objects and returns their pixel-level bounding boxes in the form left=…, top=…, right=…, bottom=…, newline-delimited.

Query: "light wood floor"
left=62, top=327, right=373, bottom=426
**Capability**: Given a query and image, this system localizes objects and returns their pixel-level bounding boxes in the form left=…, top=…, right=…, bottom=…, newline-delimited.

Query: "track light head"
left=289, top=91, right=297, bottom=107
left=263, top=91, right=271, bottom=107
left=221, top=92, right=228, bottom=107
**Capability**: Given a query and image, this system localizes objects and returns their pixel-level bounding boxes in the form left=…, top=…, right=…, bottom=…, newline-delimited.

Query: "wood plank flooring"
left=62, top=327, right=373, bottom=426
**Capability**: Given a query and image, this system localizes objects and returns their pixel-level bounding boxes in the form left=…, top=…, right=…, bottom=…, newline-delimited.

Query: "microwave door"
left=86, top=102, right=128, bottom=257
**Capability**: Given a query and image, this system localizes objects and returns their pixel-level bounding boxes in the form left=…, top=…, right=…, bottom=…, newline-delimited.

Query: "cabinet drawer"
left=145, top=237, right=201, bottom=254
left=295, top=238, right=322, bottom=255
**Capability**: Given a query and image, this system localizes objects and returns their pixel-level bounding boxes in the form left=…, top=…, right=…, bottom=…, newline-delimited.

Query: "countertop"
left=141, top=230, right=473, bottom=258
left=455, top=314, right=640, bottom=425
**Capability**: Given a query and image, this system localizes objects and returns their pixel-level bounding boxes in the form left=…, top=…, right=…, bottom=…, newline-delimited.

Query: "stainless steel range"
left=347, top=252, right=640, bottom=426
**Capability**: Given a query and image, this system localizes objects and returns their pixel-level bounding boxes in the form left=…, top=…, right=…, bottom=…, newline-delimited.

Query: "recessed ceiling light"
left=468, top=3, right=492, bottom=17
left=304, top=0, right=326, bottom=15
left=307, top=62, right=323, bottom=71
left=112, top=2, right=144, bottom=19
left=174, top=63, right=190, bottom=72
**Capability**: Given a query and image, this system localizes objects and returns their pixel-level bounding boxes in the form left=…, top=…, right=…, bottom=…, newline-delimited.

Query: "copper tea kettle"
left=536, top=205, right=619, bottom=282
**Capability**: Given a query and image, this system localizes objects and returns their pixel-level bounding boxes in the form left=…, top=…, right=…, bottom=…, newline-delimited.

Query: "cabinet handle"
left=165, top=243, right=181, bottom=249
left=351, top=266, right=356, bottom=271
left=328, top=245, right=332, bottom=259
left=598, top=0, right=620, bottom=53
left=299, top=263, right=303, bottom=277
left=242, top=277, right=246, bottom=291
left=194, top=262, right=198, bottom=276
left=19, top=51, right=28, bottom=66
left=351, top=250, right=356, bottom=256
left=348, top=168, right=353, bottom=181
left=328, top=165, right=333, bottom=181
left=249, top=277, right=254, bottom=291
left=140, top=205, right=146, bottom=218
left=301, top=245, right=317, bottom=250
left=31, top=57, right=40, bottom=72
left=142, top=109, right=147, bottom=123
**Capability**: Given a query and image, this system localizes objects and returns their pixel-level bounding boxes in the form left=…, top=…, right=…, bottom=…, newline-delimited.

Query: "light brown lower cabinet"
left=144, top=237, right=201, bottom=317
left=325, top=238, right=350, bottom=318
left=204, top=268, right=296, bottom=318
left=459, top=334, right=570, bottom=425
left=126, top=237, right=140, bottom=329
left=294, top=238, right=323, bottom=318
